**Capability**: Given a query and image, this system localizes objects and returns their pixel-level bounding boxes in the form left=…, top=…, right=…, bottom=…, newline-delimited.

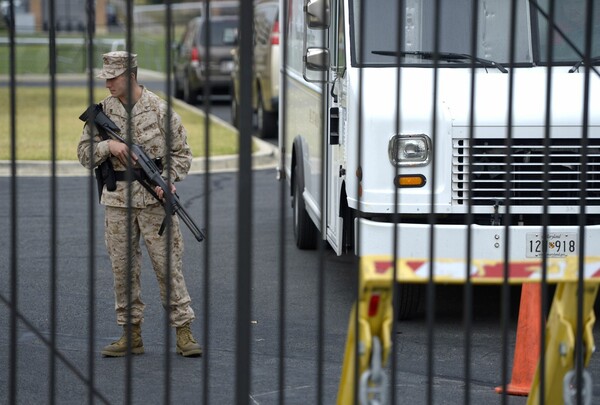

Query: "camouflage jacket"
left=77, top=86, right=192, bottom=208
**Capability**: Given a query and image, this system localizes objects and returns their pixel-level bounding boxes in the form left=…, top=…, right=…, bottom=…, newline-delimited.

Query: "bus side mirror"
left=304, top=47, right=330, bottom=71
left=305, top=0, right=330, bottom=29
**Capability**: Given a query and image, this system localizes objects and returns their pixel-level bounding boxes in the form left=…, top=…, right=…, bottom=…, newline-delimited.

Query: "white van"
left=279, top=0, right=600, bottom=317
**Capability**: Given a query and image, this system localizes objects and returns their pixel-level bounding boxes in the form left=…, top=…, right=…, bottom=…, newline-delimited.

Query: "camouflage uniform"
left=77, top=81, right=195, bottom=328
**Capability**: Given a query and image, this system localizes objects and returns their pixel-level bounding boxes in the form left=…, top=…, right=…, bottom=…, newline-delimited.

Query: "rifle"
left=80, top=104, right=206, bottom=242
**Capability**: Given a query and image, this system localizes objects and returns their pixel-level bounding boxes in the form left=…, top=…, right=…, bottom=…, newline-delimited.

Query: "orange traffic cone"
left=495, top=283, right=542, bottom=396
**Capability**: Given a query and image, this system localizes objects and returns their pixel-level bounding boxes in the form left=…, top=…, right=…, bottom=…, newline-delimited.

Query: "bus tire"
left=293, top=164, right=318, bottom=249
left=396, top=283, right=424, bottom=320
left=257, top=90, right=278, bottom=138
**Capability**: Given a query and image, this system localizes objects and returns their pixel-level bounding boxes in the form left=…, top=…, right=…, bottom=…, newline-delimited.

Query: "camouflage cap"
left=97, top=51, right=138, bottom=79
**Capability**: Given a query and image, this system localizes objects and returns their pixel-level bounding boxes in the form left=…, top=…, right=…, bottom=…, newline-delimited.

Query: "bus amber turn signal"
left=395, top=175, right=426, bottom=188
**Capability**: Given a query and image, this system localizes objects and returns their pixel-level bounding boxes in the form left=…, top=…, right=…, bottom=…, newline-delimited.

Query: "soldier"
left=77, top=51, right=202, bottom=357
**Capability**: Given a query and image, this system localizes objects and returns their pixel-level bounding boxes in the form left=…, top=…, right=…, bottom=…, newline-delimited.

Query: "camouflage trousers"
left=104, top=204, right=195, bottom=327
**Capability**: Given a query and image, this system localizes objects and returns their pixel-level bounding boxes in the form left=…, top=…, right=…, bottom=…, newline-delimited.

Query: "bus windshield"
left=533, top=0, right=600, bottom=64
left=350, top=0, right=600, bottom=68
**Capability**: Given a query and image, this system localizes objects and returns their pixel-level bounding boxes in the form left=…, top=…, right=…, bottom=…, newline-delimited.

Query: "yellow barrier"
left=338, top=256, right=600, bottom=404
left=337, top=259, right=395, bottom=404
left=528, top=281, right=598, bottom=404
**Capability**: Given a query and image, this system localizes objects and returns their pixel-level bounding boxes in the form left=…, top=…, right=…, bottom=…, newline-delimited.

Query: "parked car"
left=173, top=15, right=239, bottom=103
left=230, top=0, right=279, bottom=138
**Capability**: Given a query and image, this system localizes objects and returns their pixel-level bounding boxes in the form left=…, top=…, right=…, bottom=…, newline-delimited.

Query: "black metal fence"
left=2, top=0, right=600, bottom=404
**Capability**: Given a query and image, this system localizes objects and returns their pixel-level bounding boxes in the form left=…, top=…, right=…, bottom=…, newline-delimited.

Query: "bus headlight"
left=388, top=134, right=432, bottom=166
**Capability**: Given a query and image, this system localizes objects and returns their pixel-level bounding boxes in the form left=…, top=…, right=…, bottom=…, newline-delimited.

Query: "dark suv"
left=173, top=15, right=239, bottom=103
left=230, top=0, right=279, bottom=138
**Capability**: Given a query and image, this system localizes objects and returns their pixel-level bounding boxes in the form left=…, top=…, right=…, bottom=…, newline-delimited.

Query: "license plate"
left=526, top=232, right=577, bottom=258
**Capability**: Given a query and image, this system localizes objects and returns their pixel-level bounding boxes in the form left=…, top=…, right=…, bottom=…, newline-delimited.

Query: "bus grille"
left=452, top=138, right=600, bottom=206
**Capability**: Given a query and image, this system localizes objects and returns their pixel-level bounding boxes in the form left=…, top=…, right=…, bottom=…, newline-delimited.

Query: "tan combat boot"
left=101, top=324, right=144, bottom=357
left=176, top=323, right=202, bottom=357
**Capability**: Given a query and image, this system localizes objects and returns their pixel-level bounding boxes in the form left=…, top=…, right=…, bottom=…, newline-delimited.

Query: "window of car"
left=196, top=20, right=238, bottom=47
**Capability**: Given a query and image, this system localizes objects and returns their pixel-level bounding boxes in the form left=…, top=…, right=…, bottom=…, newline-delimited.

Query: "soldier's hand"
left=155, top=183, right=176, bottom=201
left=108, top=140, right=138, bottom=165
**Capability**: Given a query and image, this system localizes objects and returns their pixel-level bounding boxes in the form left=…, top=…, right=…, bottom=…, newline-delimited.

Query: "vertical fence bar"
left=463, top=0, right=480, bottom=403
left=124, top=1, right=134, bottom=403
left=390, top=0, right=404, bottom=402
left=497, top=1, right=520, bottom=403
left=84, top=0, right=97, bottom=403
left=8, top=0, right=18, bottom=401
left=426, top=1, right=442, bottom=402
left=163, top=2, right=174, bottom=404
left=278, top=0, right=289, bottom=402
left=316, top=0, right=329, bottom=403
left=354, top=0, right=366, bottom=402
left=48, top=0, right=58, bottom=403
left=235, top=0, right=254, bottom=403
left=576, top=1, right=594, bottom=403
left=202, top=1, right=212, bottom=404
left=540, top=1, right=558, bottom=401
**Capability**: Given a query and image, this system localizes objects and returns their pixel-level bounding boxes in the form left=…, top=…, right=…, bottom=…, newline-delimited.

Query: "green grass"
left=0, top=35, right=171, bottom=75
left=0, top=86, right=240, bottom=161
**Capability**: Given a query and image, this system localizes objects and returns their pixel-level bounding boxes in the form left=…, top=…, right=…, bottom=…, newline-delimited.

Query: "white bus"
left=279, top=0, right=600, bottom=317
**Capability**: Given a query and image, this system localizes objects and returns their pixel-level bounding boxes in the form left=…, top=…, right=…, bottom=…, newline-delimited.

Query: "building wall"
left=28, top=0, right=109, bottom=33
